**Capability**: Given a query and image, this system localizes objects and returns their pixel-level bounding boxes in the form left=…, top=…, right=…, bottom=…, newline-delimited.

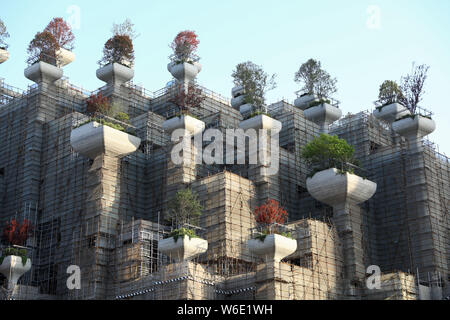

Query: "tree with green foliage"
left=232, top=61, right=277, bottom=109
left=378, top=80, right=404, bottom=106
left=295, top=58, right=337, bottom=98
left=166, top=189, right=203, bottom=230
left=301, top=134, right=359, bottom=176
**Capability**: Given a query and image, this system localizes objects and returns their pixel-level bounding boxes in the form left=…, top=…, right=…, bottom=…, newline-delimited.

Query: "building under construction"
left=0, top=53, right=448, bottom=300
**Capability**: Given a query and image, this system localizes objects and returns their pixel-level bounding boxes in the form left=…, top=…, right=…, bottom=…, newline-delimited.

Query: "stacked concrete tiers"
left=0, top=58, right=449, bottom=300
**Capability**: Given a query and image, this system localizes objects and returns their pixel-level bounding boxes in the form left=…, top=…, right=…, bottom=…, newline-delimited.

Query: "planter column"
left=0, top=256, right=32, bottom=290
left=307, top=168, right=377, bottom=297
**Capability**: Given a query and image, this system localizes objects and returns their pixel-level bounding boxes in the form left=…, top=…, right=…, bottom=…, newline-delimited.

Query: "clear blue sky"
left=1, top=0, right=450, bottom=154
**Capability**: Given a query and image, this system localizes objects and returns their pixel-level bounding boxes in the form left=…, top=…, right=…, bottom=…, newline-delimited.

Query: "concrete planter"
left=306, top=168, right=377, bottom=207
left=167, top=62, right=202, bottom=83
left=56, top=48, right=75, bottom=67
left=392, top=115, right=436, bottom=140
left=248, top=234, right=297, bottom=262
left=162, top=115, right=205, bottom=136
left=231, top=95, right=246, bottom=109
left=303, top=103, right=342, bottom=129
left=294, top=94, right=319, bottom=110
left=158, top=235, right=208, bottom=262
left=0, top=255, right=32, bottom=289
left=24, top=61, right=63, bottom=83
left=0, top=48, right=9, bottom=64
left=239, top=103, right=253, bottom=115
left=373, top=103, right=410, bottom=123
left=70, top=121, right=141, bottom=159
left=231, top=85, right=245, bottom=98
left=239, top=114, right=282, bottom=131
left=96, top=63, right=134, bottom=85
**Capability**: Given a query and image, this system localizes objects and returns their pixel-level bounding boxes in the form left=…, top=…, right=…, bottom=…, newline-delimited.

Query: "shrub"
left=99, top=34, right=134, bottom=67
left=166, top=189, right=203, bottom=230
left=168, top=228, right=199, bottom=243
left=232, top=61, right=276, bottom=109
left=0, top=248, right=29, bottom=266
left=301, top=134, right=358, bottom=176
left=27, top=31, right=59, bottom=65
left=114, top=112, right=130, bottom=123
left=0, top=19, right=10, bottom=49
left=295, top=58, right=337, bottom=98
left=44, top=17, right=75, bottom=50
left=170, top=30, right=200, bottom=64
left=170, top=83, right=205, bottom=116
left=253, top=199, right=289, bottom=240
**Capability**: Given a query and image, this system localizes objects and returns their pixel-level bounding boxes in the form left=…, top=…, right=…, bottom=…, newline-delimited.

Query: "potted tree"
left=302, top=134, right=377, bottom=207
left=247, top=200, right=297, bottom=263
left=294, top=59, right=341, bottom=132
left=44, top=17, right=76, bottom=67
left=97, top=20, right=136, bottom=86
left=158, top=189, right=208, bottom=262
left=25, top=30, right=63, bottom=83
left=168, top=30, right=202, bottom=83
left=70, top=92, right=141, bottom=159
left=162, top=83, right=206, bottom=136
left=0, top=19, right=10, bottom=64
left=0, top=219, right=33, bottom=290
left=373, top=80, right=410, bottom=123
left=391, top=64, right=435, bottom=144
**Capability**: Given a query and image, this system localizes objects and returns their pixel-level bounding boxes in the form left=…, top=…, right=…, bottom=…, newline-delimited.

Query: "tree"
left=86, top=92, right=111, bottom=115
left=44, top=17, right=75, bottom=50
left=378, top=80, right=404, bottom=106
left=295, top=58, right=337, bottom=98
left=2, top=219, right=34, bottom=246
left=0, top=18, right=10, bottom=49
left=170, top=30, right=200, bottom=63
left=112, top=18, right=139, bottom=40
left=170, top=83, right=205, bottom=115
left=301, top=134, right=357, bottom=174
left=231, top=61, right=277, bottom=108
left=399, top=63, right=430, bottom=114
left=27, top=31, right=60, bottom=65
left=100, top=34, right=135, bottom=67
left=166, top=189, right=203, bottom=229
left=254, top=199, right=288, bottom=226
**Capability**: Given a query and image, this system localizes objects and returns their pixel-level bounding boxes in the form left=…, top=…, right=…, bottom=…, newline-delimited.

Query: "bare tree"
left=0, top=19, right=10, bottom=49
left=112, top=18, right=139, bottom=40
left=295, top=58, right=337, bottom=98
left=399, top=63, right=430, bottom=114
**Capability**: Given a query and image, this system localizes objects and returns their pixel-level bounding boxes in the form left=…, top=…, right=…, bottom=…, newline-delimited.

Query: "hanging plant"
left=26, top=31, right=60, bottom=66
left=44, top=17, right=75, bottom=50
left=169, top=30, right=200, bottom=64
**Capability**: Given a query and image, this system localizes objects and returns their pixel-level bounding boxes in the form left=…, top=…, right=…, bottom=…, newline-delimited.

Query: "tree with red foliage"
left=170, top=30, right=200, bottom=63
left=44, top=17, right=75, bottom=50
left=2, top=219, right=33, bottom=246
left=254, top=199, right=288, bottom=228
left=100, top=34, right=134, bottom=67
left=170, top=83, right=205, bottom=115
left=86, top=92, right=111, bottom=115
left=27, top=31, right=59, bottom=65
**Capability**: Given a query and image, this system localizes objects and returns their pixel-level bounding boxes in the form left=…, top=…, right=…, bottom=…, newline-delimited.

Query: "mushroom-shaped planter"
left=0, top=255, right=32, bottom=289
left=373, top=103, right=411, bottom=123
left=392, top=115, right=436, bottom=141
left=162, top=115, right=205, bottom=137
left=294, top=94, right=320, bottom=110
left=24, top=61, right=63, bottom=83
left=306, top=168, right=377, bottom=208
left=96, top=62, right=134, bottom=86
left=0, top=48, right=9, bottom=64
left=167, top=62, right=202, bottom=83
left=70, top=121, right=141, bottom=159
left=158, top=235, right=208, bottom=263
left=248, top=234, right=297, bottom=263
left=239, top=114, right=282, bottom=131
left=56, top=48, right=75, bottom=67
left=303, top=103, right=342, bottom=132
